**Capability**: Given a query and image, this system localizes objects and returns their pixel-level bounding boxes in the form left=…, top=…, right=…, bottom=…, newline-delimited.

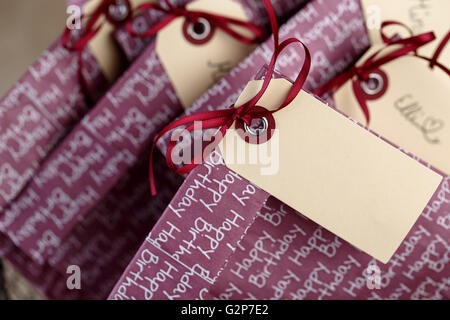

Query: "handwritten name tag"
left=219, top=79, right=442, bottom=264
left=334, top=46, right=450, bottom=175
left=156, top=0, right=257, bottom=109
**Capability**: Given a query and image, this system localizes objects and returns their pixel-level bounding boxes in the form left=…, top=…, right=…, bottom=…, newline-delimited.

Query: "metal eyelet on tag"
left=183, top=18, right=215, bottom=45
left=107, top=0, right=130, bottom=23
left=360, top=69, right=388, bottom=100
left=235, top=106, right=276, bottom=145
left=244, top=117, right=269, bottom=137
left=361, top=73, right=384, bottom=96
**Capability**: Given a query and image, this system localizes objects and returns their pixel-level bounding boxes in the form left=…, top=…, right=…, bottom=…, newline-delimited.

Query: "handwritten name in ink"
left=408, top=0, right=431, bottom=33
left=208, top=60, right=234, bottom=83
left=394, top=94, right=444, bottom=144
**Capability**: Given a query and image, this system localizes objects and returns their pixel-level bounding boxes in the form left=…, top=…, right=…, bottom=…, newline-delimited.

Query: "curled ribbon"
left=61, top=0, right=132, bottom=103
left=126, top=0, right=264, bottom=44
left=314, top=21, right=450, bottom=124
left=148, top=0, right=311, bottom=196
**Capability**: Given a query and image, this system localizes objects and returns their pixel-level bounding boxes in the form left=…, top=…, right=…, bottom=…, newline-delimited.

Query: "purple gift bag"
left=108, top=0, right=386, bottom=300
left=0, top=151, right=182, bottom=299
left=0, top=38, right=107, bottom=212
left=209, top=183, right=450, bottom=300
left=0, top=0, right=308, bottom=265
left=0, top=0, right=179, bottom=218
left=0, top=0, right=309, bottom=299
left=109, top=80, right=450, bottom=301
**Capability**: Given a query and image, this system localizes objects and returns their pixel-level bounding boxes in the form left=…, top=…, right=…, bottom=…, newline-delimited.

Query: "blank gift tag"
left=219, top=79, right=442, bottom=264
left=334, top=45, right=450, bottom=175
left=156, top=0, right=257, bottom=109
left=361, top=0, right=450, bottom=65
left=85, top=0, right=150, bottom=82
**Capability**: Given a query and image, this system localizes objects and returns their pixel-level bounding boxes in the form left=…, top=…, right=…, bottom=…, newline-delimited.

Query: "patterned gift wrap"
left=0, top=0, right=309, bottom=299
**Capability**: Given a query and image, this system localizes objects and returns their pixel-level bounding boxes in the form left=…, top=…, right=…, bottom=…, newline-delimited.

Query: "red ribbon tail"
left=149, top=148, right=158, bottom=196
left=429, top=30, right=450, bottom=69
left=352, top=79, right=370, bottom=125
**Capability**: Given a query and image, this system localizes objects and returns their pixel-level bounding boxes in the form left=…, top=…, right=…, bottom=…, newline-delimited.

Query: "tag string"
left=314, top=21, right=450, bottom=124
left=126, top=0, right=264, bottom=44
left=148, top=0, right=311, bottom=196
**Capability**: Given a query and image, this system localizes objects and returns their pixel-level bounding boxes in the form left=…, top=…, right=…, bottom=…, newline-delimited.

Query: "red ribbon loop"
left=314, top=22, right=450, bottom=124
left=379, top=20, right=414, bottom=44
left=61, top=0, right=132, bottom=102
left=148, top=0, right=311, bottom=196
left=126, top=0, right=264, bottom=44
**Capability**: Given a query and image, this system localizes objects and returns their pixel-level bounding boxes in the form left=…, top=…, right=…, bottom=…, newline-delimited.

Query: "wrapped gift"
left=208, top=182, right=450, bottom=300
left=109, top=151, right=448, bottom=300
left=315, top=0, right=450, bottom=177
left=109, top=151, right=270, bottom=300
left=44, top=151, right=183, bottom=299
left=296, top=6, right=449, bottom=298
left=0, top=0, right=308, bottom=294
left=0, top=151, right=182, bottom=299
left=103, top=0, right=371, bottom=299
left=109, top=66, right=446, bottom=300
left=0, top=23, right=105, bottom=213
left=108, top=0, right=444, bottom=300
left=208, top=75, right=449, bottom=298
left=0, top=0, right=164, bottom=215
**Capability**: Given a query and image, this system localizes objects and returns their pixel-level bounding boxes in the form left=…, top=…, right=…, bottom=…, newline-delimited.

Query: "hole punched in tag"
left=360, top=69, right=389, bottom=100
left=183, top=17, right=215, bottom=44
left=244, top=117, right=269, bottom=136
left=107, top=0, right=131, bottom=23
left=236, top=106, right=276, bottom=145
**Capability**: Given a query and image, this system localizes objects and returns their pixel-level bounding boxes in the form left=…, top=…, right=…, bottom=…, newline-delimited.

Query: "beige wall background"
left=0, top=0, right=68, bottom=300
left=0, top=0, right=67, bottom=97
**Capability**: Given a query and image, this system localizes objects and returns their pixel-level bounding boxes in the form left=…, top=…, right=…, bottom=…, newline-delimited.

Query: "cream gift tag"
left=85, top=0, right=151, bottom=82
left=361, top=0, right=450, bottom=65
left=219, top=79, right=442, bottom=264
left=156, top=0, right=257, bottom=109
left=333, top=44, right=450, bottom=175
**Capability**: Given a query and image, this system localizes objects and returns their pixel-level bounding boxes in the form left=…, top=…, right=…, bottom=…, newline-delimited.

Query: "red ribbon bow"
left=126, top=0, right=264, bottom=44
left=148, top=0, right=311, bottom=196
left=314, top=21, right=450, bottom=124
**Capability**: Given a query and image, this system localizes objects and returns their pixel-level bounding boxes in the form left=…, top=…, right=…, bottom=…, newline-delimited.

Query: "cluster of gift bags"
left=0, top=0, right=448, bottom=300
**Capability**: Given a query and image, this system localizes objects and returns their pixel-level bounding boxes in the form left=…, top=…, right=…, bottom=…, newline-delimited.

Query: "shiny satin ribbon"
left=429, top=30, right=450, bottom=70
left=314, top=21, right=450, bottom=124
left=61, top=0, right=132, bottom=103
left=61, top=0, right=264, bottom=104
left=126, top=0, right=264, bottom=43
left=148, top=0, right=311, bottom=195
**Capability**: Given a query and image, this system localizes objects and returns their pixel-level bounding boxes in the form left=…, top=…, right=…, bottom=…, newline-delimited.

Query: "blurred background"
left=0, top=0, right=67, bottom=299
left=0, top=0, right=66, bottom=96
